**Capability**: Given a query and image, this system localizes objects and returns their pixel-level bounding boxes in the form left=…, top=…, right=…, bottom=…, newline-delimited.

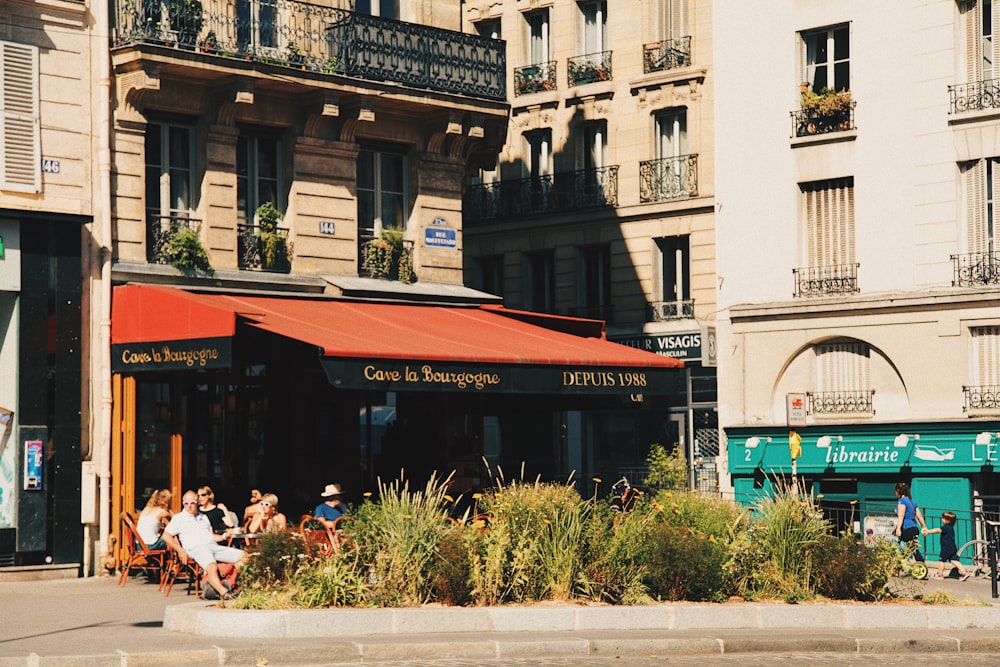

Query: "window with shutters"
left=793, top=177, right=858, bottom=297
left=0, top=40, right=40, bottom=193
left=966, top=326, right=1000, bottom=413
left=644, top=0, right=690, bottom=73
left=809, top=340, right=873, bottom=415
left=962, top=0, right=999, bottom=85
left=954, top=160, right=1000, bottom=286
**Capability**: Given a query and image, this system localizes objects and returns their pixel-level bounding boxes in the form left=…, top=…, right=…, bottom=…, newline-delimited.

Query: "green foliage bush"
left=644, top=443, right=687, bottom=490
left=645, top=522, right=730, bottom=601
left=240, top=530, right=308, bottom=588
left=810, top=534, right=899, bottom=601
left=162, top=226, right=213, bottom=274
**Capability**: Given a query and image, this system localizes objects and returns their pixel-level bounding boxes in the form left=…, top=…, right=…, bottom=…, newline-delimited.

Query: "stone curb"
left=164, top=601, right=1000, bottom=638
left=4, top=634, right=1000, bottom=667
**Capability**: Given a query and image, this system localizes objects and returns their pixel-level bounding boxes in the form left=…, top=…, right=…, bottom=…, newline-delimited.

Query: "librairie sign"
left=112, top=337, right=232, bottom=372
left=321, top=358, right=678, bottom=395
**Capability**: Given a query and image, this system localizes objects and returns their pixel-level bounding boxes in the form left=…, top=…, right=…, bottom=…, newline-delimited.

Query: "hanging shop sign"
left=322, top=358, right=682, bottom=395
left=112, top=336, right=232, bottom=372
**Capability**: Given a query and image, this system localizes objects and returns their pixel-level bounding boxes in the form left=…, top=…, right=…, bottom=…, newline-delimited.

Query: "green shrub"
left=426, top=529, right=475, bottom=606
left=644, top=443, right=687, bottom=490
left=350, top=472, right=455, bottom=606
left=289, top=554, right=368, bottom=608
left=809, top=534, right=897, bottom=601
left=240, top=530, right=308, bottom=588
left=644, top=522, right=731, bottom=602
left=577, top=498, right=654, bottom=605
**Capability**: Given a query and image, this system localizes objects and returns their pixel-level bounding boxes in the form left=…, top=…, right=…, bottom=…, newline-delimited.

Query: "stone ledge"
left=0, top=564, right=81, bottom=583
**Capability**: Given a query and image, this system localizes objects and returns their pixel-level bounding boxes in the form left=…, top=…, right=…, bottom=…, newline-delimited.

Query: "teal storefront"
left=727, top=422, right=1000, bottom=547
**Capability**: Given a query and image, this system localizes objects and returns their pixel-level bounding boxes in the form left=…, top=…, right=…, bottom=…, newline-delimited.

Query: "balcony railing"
left=791, top=102, right=856, bottom=138
left=567, top=305, right=615, bottom=323
left=238, top=223, right=290, bottom=272
left=642, top=37, right=691, bottom=73
left=807, top=390, right=875, bottom=415
left=147, top=214, right=201, bottom=264
left=951, top=250, right=1000, bottom=287
left=639, top=154, right=698, bottom=202
left=513, top=61, right=557, bottom=96
left=649, top=300, right=694, bottom=321
left=793, top=263, right=859, bottom=298
left=964, top=385, right=1000, bottom=413
left=949, top=79, right=1000, bottom=114
left=567, top=51, right=612, bottom=86
left=465, top=166, right=619, bottom=224
left=112, top=0, right=506, bottom=100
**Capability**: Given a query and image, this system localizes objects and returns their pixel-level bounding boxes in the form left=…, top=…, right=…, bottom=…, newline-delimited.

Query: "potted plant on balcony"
left=162, top=226, right=213, bottom=275
left=287, top=42, right=306, bottom=69
left=255, top=201, right=286, bottom=270
left=362, top=227, right=414, bottom=283
left=799, top=84, right=852, bottom=134
left=166, top=0, right=203, bottom=49
left=199, top=30, right=218, bottom=53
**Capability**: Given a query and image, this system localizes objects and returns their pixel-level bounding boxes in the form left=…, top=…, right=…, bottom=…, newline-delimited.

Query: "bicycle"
left=609, top=476, right=644, bottom=514
left=957, top=536, right=999, bottom=579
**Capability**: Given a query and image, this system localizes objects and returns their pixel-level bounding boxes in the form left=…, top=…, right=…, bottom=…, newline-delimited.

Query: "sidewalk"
left=1, top=572, right=998, bottom=666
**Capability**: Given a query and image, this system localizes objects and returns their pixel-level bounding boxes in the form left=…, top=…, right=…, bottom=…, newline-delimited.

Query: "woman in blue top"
left=894, top=481, right=928, bottom=574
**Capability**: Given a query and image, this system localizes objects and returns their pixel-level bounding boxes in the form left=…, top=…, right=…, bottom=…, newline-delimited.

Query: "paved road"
left=310, top=656, right=1000, bottom=666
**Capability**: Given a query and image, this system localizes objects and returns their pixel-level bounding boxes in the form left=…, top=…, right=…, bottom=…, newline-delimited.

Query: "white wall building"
left=715, top=1, right=1000, bottom=519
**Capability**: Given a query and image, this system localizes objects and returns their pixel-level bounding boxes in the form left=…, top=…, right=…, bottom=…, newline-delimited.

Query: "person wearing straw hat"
left=314, top=483, right=346, bottom=529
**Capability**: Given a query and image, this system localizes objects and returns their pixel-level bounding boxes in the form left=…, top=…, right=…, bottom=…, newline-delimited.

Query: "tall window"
left=579, top=121, right=606, bottom=171
left=802, top=25, right=850, bottom=93
left=801, top=177, right=855, bottom=267
left=237, top=132, right=282, bottom=224
left=1, top=40, right=40, bottom=193
left=962, top=0, right=1000, bottom=83
left=357, top=148, right=407, bottom=244
left=970, top=326, right=1000, bottom=387
left=656, top=108, right=687, bottom=159
left=578, top=244, right=611, bottom=320
left=656, top=0, right=687, bottom=41
left=475, top=255, right=505, bottom=297
left=236, top=0, right=279, bottom=53
left=579, top=1, right=607, bottom=55
left=961, top=158, right=1000, bottom=253
left=655, top=235, right=690, bottom=304
left=524, top=250, right=555, bottom=313
left=526, top=10, right=549, bottom=65
left=145, top=122, right=194, bottom=220
left=356, top=0, right=399, bottom=18
left=525, top=130, right=552, bottom=178
left=815, top=340, right=870, bottom=394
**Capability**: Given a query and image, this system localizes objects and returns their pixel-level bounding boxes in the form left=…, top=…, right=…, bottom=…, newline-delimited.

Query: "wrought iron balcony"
left=791, top=101, right=856, bottom=138
left=639, top=154, right=698, bottom=202
left=642, top=37, right=691, bottom=73
left=567, top=51, right=612, bottom=86
left=112, top=0, right=506, bottom=100
left=147, top=214, right=201, bottom=264
left=465, top=166, right=619, bottom=224
left=513, top=61, right=557, bottom=96
left=949, top=79, right=1000, bottom=114
left=793, top=263, right=859, bottom=298
left=649, top=300, right=694, bottom=321
left=951, top=250, right=1000, bottom=287
left=964, top=385, right=1000, bottom=413
left=807, top=390, right=874, bottom=415
left=238, top=223, right=290, bottom=272
left=567, top=305, right=615, bottom=323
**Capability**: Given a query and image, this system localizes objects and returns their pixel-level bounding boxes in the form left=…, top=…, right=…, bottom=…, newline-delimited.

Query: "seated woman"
left=197, top=485, right=235, bottom=539
left=135, top=488, right=172, bottom=550
left=246, top=493, right=287, bottom=534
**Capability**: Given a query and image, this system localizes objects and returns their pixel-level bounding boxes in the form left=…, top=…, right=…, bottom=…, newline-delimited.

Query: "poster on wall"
left=0, top=406, right=13, bottom=527
left=24, top=440, right=43, bottom=491
left=863, top=514, right=897, bottom=544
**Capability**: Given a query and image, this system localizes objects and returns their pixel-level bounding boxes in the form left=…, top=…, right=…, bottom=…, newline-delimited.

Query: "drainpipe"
left=94, top=0, right=114, bottom=576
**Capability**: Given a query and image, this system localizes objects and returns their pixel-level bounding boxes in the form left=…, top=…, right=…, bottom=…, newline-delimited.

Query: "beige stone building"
left=0, top=0, right=100, bottom=568
left=461, top=0, right=718, bottom=488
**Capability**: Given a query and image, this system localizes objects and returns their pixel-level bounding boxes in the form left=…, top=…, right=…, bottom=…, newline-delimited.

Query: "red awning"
left=112, top=285, right=682, bottom=394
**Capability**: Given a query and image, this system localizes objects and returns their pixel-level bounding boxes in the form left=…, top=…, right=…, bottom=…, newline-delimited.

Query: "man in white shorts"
left=162, top=490, right=245, bottom=597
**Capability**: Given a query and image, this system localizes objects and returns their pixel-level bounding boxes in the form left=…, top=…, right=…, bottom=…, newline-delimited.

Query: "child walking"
left=923, top=511, right=970, bottom=580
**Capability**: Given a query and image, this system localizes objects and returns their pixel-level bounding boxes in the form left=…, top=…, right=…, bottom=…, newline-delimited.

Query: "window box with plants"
left=795, top=85, right=855, bottom=137
left=240, top=202, right=291, bottom=272
left=362, top=227, right=414, bottom=283
left=159, top=222, right=213, bottom=275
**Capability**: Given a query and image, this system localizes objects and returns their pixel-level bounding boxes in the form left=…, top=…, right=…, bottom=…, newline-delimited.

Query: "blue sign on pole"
left=425, top=226, right=457, bottom=248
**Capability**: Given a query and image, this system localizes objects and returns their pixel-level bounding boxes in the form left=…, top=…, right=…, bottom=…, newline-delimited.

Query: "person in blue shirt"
left=894, top=481, right=928, bottom=575
left=314, top=483, right=346, bottom=529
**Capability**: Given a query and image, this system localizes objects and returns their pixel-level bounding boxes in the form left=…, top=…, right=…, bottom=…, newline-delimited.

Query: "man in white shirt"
left=162, top=490, right=245, bottom=598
